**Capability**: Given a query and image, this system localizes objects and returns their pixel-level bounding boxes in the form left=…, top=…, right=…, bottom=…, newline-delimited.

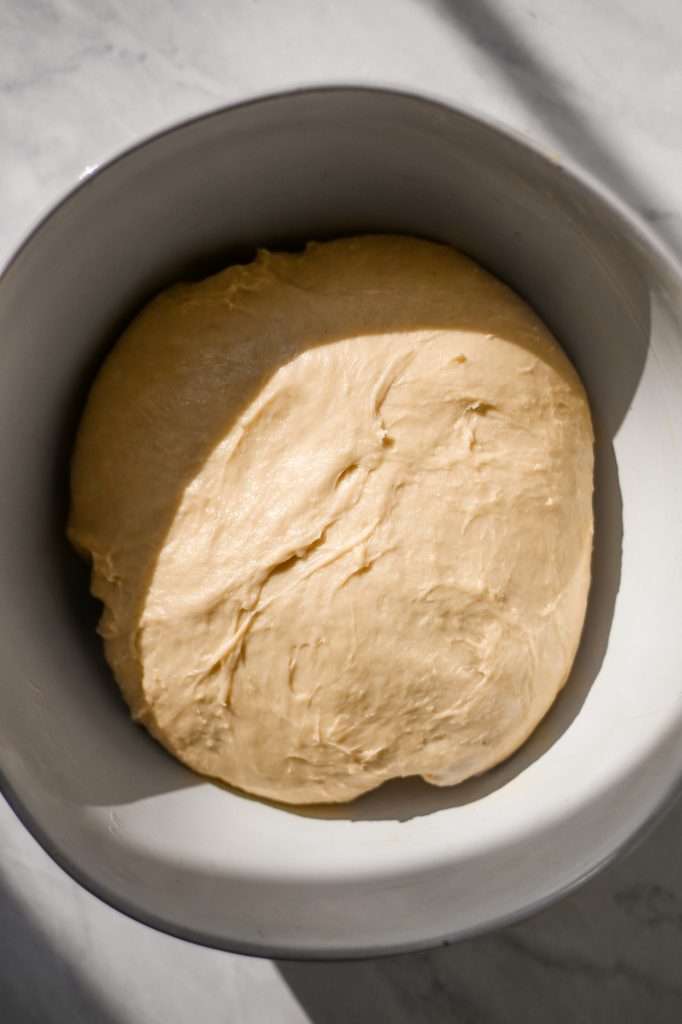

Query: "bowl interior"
left=1, top=88, right=682, bottom=957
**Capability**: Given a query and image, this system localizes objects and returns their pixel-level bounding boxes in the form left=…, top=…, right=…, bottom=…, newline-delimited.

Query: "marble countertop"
left=3, top=1, right=682, bottom=1020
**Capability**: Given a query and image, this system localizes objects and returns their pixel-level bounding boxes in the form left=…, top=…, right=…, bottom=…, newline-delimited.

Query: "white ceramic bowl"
left=1, top=88, right=682, bottom=959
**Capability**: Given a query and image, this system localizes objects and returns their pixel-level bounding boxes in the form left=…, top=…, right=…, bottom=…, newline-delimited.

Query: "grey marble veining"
left=2, top=1, right=682, bottom=1020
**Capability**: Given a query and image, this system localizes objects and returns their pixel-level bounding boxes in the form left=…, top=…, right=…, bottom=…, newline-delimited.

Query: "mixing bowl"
left=1, top=87, right=681, bottom=958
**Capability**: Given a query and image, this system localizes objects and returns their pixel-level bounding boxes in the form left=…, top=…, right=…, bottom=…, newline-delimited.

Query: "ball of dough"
left=69, top=236, right=594, bottom=804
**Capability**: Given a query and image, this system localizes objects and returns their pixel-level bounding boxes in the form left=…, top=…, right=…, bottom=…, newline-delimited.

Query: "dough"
left=69, top=236, right=594, bottom=804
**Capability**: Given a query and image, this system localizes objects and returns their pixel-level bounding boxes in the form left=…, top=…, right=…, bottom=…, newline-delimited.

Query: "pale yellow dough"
left=69, top=236, right=594, bottom=805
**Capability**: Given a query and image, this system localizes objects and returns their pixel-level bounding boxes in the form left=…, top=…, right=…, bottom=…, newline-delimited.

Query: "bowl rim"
left=2, top=83, right=682, bottom=961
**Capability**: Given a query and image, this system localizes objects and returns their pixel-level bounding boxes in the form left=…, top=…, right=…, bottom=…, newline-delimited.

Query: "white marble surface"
left=2, top=1, right=682, bottom=1020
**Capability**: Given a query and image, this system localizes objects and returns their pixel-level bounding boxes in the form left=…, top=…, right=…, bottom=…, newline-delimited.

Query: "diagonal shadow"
left=429, top=0, right=670, bottom=239
left=277, top=792, right=682, bottom=1023
left=0, top=862, right=122, bottom=1024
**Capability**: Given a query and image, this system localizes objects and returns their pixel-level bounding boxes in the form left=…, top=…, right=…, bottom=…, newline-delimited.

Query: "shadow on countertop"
left=277, top=788, right=682, bottom=1024
left=429, top=0, right=676, bottom=246
left=0, top=868, right=121, bottom=1024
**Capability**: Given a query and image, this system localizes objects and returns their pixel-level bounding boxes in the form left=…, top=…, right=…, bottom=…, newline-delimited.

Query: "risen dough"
left=69, top=236, right=594, bottom=804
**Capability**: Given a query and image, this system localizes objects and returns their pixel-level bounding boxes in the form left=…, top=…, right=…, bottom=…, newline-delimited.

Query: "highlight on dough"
left=68, top=235, right=594, bottom=805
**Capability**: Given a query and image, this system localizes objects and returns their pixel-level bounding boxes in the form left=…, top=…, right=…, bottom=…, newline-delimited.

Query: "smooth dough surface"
left=69, top=236, right=594, bottom=805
